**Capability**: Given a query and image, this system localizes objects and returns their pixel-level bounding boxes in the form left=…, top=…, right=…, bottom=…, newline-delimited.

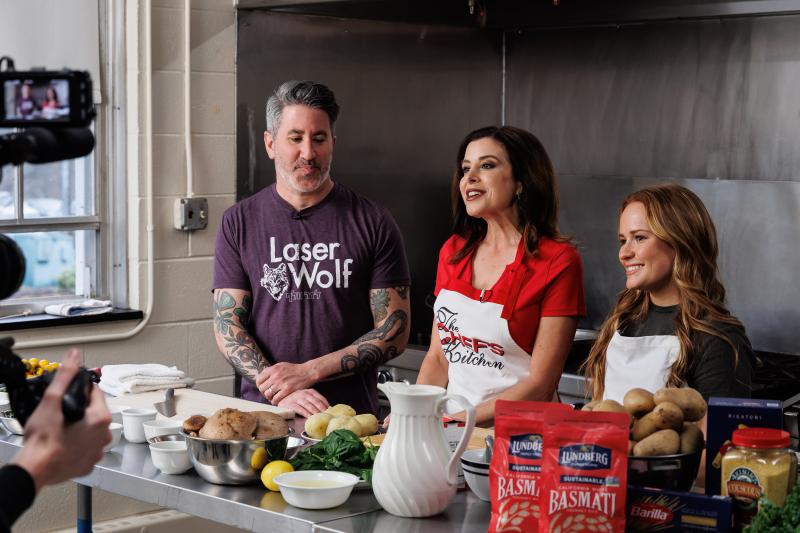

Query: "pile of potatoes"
left=303, top=403, right=379, bottom=440
left=583, top=387, right=706, bottom=457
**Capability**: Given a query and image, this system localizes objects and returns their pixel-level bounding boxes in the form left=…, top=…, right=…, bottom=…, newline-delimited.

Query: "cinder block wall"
left=7, top=1, right=239, bottom=530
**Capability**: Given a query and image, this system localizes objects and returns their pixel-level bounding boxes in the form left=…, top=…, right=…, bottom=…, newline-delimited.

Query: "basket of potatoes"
left=583, top=387, right=707, bottom=491
left=303, top=404, right=380, bottom=441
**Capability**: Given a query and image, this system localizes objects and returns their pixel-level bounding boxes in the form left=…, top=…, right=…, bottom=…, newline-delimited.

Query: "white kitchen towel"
left=98, top=378, right=192, bottom=396
left=99, top=364, right=191, bottom=396
left=44, top=299, right=113, bottom=317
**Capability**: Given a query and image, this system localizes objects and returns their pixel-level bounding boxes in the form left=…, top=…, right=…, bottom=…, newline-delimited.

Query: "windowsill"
left=0, top=308, right=144, bottom=332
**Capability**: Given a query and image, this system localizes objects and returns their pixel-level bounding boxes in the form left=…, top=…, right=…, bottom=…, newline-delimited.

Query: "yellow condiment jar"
left=721, top=428, right=797, bottom=526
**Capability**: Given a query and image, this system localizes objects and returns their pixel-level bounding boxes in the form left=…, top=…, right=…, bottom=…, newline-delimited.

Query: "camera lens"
left=0, top=234, right=25, bottom=300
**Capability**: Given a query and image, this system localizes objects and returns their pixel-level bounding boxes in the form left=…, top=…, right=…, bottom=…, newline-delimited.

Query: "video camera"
left=0, top=56, right=97, bottom=427
left=0, top=56, right=96, bottom=167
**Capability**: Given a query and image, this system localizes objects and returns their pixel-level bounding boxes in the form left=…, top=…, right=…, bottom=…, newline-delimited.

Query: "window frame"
left=0, top=0, right=127, bottom=315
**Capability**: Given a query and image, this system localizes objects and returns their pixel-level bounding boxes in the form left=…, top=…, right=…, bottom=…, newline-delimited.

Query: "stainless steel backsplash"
left=237, top=10, right=800, bottom=354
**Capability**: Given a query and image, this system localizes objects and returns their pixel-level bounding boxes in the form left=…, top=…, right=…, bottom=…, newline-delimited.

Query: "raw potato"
left=326, top=404, right=357, bottom=418
left=581, top=400, right=599, bottom=412
left=353, top=414, right=379, bottom=437
left=680, top=422, right=705, bottom=453
left=623, top=388, right=655, bottom=418
left=632, top=412, right=660, bottom=441
left=633, top=429, right=680, bottom=457
left=326, top=415, right=363, bottom=437
left=304, top=412, right=333, bottom=440
left=652, top=402, right=684, bottom=431
left=653, top=387, right=707, bottom=422
left=593, top=399, right=631, bottom=426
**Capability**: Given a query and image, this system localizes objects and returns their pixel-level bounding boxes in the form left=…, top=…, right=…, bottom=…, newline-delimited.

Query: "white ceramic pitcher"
left=372, top=382, right=476, bottom=517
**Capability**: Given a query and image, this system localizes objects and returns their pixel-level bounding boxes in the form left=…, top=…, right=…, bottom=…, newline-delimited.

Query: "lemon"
left=250, top=448, right=268, bottom=470
left=260, top=460, right=293, bottom=491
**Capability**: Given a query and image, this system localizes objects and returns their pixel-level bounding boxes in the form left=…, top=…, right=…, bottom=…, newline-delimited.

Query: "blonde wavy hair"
left=581, top=184, right=745, bottom=400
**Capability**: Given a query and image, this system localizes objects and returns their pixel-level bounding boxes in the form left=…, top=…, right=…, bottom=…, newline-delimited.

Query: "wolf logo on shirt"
left=260, top=263, right=289, bottom=301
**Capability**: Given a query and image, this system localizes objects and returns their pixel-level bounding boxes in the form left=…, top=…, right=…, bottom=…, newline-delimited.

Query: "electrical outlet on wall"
left=173, top=197, right=209, bottom=231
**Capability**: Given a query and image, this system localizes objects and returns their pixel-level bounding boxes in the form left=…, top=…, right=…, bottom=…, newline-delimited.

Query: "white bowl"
left=274, top=470, right=359, bottom=509
left=121, top=408, right=157, bottom=443
left=142, top=419, right=182, bottom=441
left=460, top=449, right=491, bottom=501
left=149, top=441, right=192, bottom=474
left=0, top=391, right=9, bottom=412
left=108, top=404, right=131, bottom=425
left=104, top=422, right=123, bottom=452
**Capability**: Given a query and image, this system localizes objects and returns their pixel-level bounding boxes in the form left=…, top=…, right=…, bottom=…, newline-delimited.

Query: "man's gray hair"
left=265, top=80, right=340, bottom=135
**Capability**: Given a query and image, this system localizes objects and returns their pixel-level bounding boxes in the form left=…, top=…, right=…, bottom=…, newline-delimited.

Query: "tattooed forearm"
left=354, top=310, right=408, bottom=345
left=224, top=330, right=267, bottom=379
left=214, top=290, right=267, bottom=380
left=341, top=345, right=399, bottom=373
left=369, top=289, right=390, bottom=322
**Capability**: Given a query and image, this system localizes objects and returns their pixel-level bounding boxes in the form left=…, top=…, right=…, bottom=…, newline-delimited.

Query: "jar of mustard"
left=721, top=428, right=797, bottom=526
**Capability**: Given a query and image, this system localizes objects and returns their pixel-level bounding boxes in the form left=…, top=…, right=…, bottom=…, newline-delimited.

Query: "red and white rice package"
left=488, top=400, right=571, bottom=532
left=540, top=409, right=630, bottom=533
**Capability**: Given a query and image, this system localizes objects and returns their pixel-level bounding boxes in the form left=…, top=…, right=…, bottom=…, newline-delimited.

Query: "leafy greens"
left=289, top=429, right=379, bottom=483
left=744, top=482, right=800, bottom=532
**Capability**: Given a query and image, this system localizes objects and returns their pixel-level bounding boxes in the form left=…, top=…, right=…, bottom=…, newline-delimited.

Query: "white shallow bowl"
left=274, top=470, right=359, bottom=509
left=143, top=419, right=182, bottom=441
left=149, top=441, right=192, bottom=474
left=460, top=449, right=491, bottom=501
left=104, top=423, right=123, bottom=452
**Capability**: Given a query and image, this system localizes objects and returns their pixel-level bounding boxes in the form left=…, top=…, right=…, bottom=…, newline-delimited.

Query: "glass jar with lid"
left=721, top=428, right=797, bottom=526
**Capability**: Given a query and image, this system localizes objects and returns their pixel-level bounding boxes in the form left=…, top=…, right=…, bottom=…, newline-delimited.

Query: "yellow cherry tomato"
left=260, top=460, right=294, bottom=491
left=39, top=359, right=50, bottom=368
left=35, top=368, right=44, bottom=376
left=28, top=358, right=39, bottom=368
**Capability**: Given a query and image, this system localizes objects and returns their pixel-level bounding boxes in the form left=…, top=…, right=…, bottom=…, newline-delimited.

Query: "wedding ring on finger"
left=268, top=385, right=273, bottom=396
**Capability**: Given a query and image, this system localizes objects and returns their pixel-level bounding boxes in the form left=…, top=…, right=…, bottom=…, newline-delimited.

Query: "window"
left=0, top=1, right=125, bottom=315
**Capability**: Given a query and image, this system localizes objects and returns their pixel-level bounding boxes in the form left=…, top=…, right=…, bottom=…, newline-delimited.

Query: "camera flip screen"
left=3, top=78, right=70, bottom=123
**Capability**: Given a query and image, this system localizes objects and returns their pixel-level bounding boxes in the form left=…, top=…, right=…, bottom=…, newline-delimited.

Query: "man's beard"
left=276, top=156, right=332, bottom=194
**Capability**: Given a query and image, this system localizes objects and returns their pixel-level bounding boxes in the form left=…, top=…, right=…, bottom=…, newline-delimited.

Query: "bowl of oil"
left=273, top=470, right=359, bottom=509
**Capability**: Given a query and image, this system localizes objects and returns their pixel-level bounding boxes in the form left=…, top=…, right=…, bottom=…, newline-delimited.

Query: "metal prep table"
left=0, top=418, right=491, bottom=532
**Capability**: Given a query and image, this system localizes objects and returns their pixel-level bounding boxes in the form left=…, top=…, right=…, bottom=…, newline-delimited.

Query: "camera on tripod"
left=0, top=68, right=95, bottom=128
left=0, top=56, right=98, bottom=428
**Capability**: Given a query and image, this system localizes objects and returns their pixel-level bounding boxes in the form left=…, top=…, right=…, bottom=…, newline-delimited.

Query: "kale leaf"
left=744, top=483, right=800, bottom=532
left=289, top=429, right=378, bottom=482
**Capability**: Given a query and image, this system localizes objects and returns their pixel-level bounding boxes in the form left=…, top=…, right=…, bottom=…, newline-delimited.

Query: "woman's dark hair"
left=450, top=125, right=566, bottom=262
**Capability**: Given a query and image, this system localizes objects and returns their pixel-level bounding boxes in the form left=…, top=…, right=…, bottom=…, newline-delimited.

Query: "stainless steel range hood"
left=237, top=0, right=800, bottom=29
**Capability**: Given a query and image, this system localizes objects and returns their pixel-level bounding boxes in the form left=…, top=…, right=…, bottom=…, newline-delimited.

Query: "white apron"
left=434, top=283, right=533, bottom=411
left=603, top=330, right=681, bottom=403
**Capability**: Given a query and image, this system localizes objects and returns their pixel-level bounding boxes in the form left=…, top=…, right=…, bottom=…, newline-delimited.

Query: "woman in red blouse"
left=416, top=126, right=585, bottom=425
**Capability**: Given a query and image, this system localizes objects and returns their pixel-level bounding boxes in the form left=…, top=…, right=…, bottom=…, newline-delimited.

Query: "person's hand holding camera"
left=10, top=349, right=111, bottom=493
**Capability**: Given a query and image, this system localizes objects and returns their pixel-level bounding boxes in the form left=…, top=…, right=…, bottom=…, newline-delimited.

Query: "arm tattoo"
left=341, top=345, right=399, bottom=374
left=214, top=291, right=266, bottom=379
left=354, top=309, right=407, bottom=344
left=369, top=289, right=390, bottom=322
left=394, top=286, right=409, bottom=300
left=341, top=309, right=408, bottom=373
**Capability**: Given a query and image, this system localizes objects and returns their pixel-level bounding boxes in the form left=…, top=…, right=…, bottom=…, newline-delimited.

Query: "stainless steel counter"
left=0, top=418, right=490, bottom=533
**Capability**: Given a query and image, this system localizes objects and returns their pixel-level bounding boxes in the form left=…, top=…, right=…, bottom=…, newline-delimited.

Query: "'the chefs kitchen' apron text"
left=437, top=307, right=505, bottom=370
left=260, top=237, right=353, bottom=302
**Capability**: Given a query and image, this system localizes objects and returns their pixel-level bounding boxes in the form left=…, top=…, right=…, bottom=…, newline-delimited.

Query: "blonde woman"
left=582, top=184, right=754, bottom=403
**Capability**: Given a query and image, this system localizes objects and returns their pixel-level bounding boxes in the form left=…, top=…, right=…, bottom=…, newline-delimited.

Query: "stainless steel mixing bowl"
left=182, top=428, right=294, bottom=485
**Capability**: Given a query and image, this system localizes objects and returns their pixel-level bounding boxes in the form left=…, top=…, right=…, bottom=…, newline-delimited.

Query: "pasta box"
left=627, top=486, right=733, bottom=532
left=705, top=397, right=783, bottom=496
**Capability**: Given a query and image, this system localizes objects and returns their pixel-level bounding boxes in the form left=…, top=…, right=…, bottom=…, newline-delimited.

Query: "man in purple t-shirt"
left=213, top=80, right=411, bottom=417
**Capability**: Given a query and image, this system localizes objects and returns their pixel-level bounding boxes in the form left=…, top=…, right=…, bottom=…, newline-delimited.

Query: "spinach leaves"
left=289, top=429, right=379, bottom=483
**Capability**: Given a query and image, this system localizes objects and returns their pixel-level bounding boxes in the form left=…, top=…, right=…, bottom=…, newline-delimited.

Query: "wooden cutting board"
left=106, top=388, right=295, bottom=420
left=364, top=426, right=493, bottom=451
